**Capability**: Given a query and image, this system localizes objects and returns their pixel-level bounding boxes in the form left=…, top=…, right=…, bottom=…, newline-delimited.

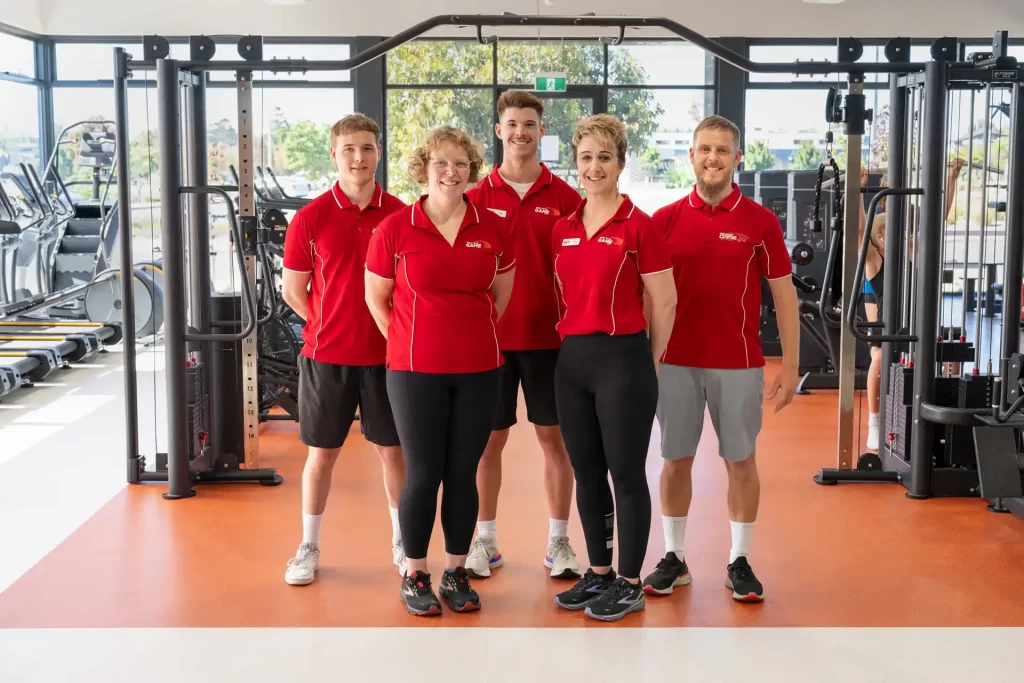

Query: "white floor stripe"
left=0, top=627, right=1020, bottom=682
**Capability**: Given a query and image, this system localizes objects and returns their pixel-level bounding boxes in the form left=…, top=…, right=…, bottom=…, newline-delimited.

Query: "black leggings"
left=386, top=369, right=500, bottom=560
left=554, top=332, right=658, bottom=579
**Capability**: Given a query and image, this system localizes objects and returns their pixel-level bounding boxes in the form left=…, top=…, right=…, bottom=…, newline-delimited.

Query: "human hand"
left=766, top=366, right=798, bottom=413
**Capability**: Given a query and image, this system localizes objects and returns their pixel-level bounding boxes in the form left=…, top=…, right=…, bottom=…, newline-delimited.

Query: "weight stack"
left=887, top=363, right=915, bottom=461
left=185, top=360, right=207, bottom=465
left=934, top=376, right=963, bottom=468
left=946, top=373, right=992, bottom=468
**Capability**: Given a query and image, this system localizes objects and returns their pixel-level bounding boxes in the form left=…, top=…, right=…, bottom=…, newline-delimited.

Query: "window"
left=55, top=42, right=189, bottom=81
left=386, top=88, right=493, bottom=203
left=1, top=33, right=36, bottom=78
left=387, top=41, right=492, bottom=85
left=498, top=41, right=603, bottom=86
left=608, top=89, right=711, bottom=214
left=608, top=41, right=713, bottom=86
left=0, top=81, right=41, bottom=171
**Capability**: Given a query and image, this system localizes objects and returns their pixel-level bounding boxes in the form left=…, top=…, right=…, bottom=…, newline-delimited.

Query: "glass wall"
left=383, top=39, right=716, bottom=212
left=0, top=33, right=42, bottom=174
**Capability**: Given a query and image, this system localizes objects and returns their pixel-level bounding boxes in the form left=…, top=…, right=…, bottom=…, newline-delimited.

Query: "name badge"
left=487, top=208, right=507, bottom=218
left=561, top=238, right=581, bottom=246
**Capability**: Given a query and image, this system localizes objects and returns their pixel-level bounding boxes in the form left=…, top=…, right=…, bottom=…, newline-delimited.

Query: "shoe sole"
left=466, top=556, right=503, bottom=579
left=584, top=598, right=646, bottom=622
left=544, top=558, right=581, bottom=579
left=725, top=578, right=764, bottom=602
left=285, top=572, right=316, bottom=586
left=439, top=587, right=481, bottom=613
left=553, top=594, right=602, bottom=611
left=642, top=572, right=692, bottom=596
left=399, top=589, right=443, bottom=616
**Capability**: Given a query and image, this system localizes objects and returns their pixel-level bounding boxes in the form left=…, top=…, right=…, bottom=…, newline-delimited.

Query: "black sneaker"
left=439, top=567, right=481, bottom=613
left=642, top=552, right=692, bottom=596
left=584, top=577, right=646, bottom=622
left=726, top=556, right=764, bottom=602
left=553, top=568, right=617, bottom=611
left=400, top=571, right=443, bottom=616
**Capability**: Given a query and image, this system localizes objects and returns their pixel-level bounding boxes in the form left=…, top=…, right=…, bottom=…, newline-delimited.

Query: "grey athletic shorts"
left=656, top=364, right=764, bottom=462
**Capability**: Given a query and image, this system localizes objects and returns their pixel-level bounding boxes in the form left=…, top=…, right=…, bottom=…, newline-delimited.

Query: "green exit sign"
left=534, top=72, right=567, bottom=92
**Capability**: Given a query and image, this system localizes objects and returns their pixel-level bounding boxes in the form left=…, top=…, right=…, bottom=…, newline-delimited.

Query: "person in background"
left=280, top=114, right=407, bottom=586
left=465, top=90, right=583, bottom=581
left=364, top=125, right=516, bottom=616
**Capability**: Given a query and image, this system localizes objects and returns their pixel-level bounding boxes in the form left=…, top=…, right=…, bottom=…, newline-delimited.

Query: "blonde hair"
left=407, top=126, right=486, bottom=185
left=497, top=90, right=545, bottom=119
left=572, top=114, right=628, bottom=163
left=692, top=115, right=741, bottom=150
left=330, top=113, right=381, bottom=147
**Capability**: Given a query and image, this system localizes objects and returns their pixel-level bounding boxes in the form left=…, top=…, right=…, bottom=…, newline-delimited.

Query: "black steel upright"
left=187, top=75, right=211, bottom=355
left=114, top=47, right=141, bottom=484
left=157, top=58, right=195, bottom=501
left=907, top=60, right=949, bottom=499
left=880, top=73, right=908, bottom=463
left=1000, top=83, right=1024, bottom=372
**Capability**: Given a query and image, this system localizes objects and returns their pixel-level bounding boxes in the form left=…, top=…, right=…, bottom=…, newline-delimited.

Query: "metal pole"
left=880, top=74, right=907, bottom=461
left=836, top=73, right=864, bottom=470
left=1000, top=83, right=1024, bottom=373
left=114, top=48, right=140, bottom=485
left=907, top=60, right=949, bottom=499
left=960, top=89, right=976, bottom=343
left=236, top=71, right=260, bottom=469
left=157, top=58, right=195, bottom=500
left=974, top=85, right=994, bottom=370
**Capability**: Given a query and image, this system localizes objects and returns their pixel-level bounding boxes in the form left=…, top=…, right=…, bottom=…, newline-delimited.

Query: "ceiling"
left=5, top=0, right=1024, bottom=40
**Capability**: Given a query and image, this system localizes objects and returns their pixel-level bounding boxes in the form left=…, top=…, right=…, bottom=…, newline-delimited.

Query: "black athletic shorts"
left=297, top=355, right=401, bottom=449
left=493, top=349, right=560, bottom=431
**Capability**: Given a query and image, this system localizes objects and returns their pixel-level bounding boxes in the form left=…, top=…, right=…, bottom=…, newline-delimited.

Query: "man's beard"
left=695, top=173, right=731, bottom=197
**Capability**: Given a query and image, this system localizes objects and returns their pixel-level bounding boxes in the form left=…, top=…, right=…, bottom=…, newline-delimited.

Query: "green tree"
left=743, top=139, right=775, bottom=170
left=278, top=120, right=333, bottom=181
left=384, top=41, right=663, bottom=202
left=792, top=140, right=821, bottom=170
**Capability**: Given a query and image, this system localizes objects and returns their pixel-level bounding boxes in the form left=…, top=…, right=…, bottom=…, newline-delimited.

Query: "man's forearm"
left=283, top=291, right=308, bottom=321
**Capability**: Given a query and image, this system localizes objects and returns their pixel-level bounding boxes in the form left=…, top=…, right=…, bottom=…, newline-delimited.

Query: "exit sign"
left=535, top=72, right=567, bottom=92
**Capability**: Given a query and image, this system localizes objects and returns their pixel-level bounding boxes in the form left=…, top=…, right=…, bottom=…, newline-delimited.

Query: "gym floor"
left=1, top=350, right=1023, bottom=681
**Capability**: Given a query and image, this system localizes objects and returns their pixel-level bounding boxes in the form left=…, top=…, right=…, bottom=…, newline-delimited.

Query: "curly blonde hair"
left=407, top=125, right=486, bottom=185
left=572, top=114, right=628, bottom=164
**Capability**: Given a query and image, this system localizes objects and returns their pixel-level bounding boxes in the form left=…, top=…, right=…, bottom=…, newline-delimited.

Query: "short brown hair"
left=331, top=113, right=381, bottom=147
left=692, top=115, right=741, bottom=150
left=572, top=114, right=628, bottom=163
left=497, top=90, right=545, bottom=119
left=407, top=125, right=486, bottom=185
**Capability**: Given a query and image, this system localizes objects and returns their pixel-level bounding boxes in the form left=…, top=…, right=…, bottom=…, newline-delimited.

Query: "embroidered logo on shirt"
left=535, top=207, right=561, bottom=217
left=465, top=240, right=492, bottom=249
left=597, top=236, right=624, bottom=246
left=719, top=232, right=749, bottom=243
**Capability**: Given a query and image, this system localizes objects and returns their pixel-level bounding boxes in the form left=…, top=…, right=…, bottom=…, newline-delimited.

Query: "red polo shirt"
left=653, top=184, right=792, bottom=369
left=551, top=195, right=671, bottom=338
left=365, top=196, right=515, bottom=374
left=466, top=164, right=581, bottom=350
left=282, top=182, right=405, bottom=366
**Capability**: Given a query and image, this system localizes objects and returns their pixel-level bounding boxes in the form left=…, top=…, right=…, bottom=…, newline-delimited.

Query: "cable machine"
left=114, top=14, right=1018, bottom=502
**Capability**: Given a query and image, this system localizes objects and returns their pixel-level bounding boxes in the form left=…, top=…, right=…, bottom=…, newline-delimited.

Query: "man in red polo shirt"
left=642, top=115, right=799, bottom=604
left=280, top=113, right=407, bottom=587
left=464, top=90, right=583, bottom=580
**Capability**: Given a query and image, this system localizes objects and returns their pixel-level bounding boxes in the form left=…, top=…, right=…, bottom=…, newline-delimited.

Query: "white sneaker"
left=392, top=540, right=408, bottom=577
left=285, top=543, right=319, bottom=585
left=544, top=536, right=581, bottom=578
left=465, top=535, right=503, bottom=578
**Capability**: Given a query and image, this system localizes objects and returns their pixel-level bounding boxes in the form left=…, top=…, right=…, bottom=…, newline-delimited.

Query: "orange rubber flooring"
left=2, top=360, right=1023, bottom=629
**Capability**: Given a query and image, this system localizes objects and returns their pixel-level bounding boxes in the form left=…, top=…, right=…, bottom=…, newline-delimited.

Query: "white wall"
left=0, top=0, right=44, bottom=34
left=28, top=0, right=1024, bottom=39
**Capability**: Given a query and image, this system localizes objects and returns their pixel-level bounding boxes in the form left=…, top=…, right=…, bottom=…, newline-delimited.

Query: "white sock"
left=389, top=507, right=401, bottom=545
left=868, top=411, right=880, bottom=427
left=663, top=516, right=688, bottom=558
left=477, top=520, right=497, bottom=543
left=729, top=521, right=755, bottom=564
left=549, top=518, right=569, bottom=540
left=302, top=513, right=323, bottom=548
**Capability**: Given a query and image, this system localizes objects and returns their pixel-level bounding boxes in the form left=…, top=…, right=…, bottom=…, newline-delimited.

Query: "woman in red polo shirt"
left=364, top=125, right=515, bottom=617
left=549, top=114, right=677, bottom=622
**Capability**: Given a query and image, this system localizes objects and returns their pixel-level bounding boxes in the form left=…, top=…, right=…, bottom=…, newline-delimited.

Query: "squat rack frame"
left=113, top=14, right=953, bottom=500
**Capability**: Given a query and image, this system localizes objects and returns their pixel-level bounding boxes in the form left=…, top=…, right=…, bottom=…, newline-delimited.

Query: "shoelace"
left=467, top=537, right=488, bottom=558
left=654, top=555, right=681, bottom=574
left=549, top=538, right=574, bottom=561
left=730, top=562, right=755, bottom=583
left=407, top=572, right=433, bottom=596
left=450, top=567, right=473, bottom=593
left=603, top=578, right=637, bottom=603
left=287, top=545, right=317, bottom=568
left=574, top=570, right=609, bottom=592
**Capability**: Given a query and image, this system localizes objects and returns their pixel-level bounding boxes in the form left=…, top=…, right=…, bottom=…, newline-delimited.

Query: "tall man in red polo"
left=280, top=114, right=408, bottom=586
left=642, top=115, right=799, bottom=603
left=464, top=90, right=583, bottom=580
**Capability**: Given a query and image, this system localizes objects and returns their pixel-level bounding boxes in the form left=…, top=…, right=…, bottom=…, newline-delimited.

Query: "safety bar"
left=846, top=187, right=924, bottom=342
left=123, top=15, right=939, bottom=75
left=179, top=186, right=257, bottom=342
